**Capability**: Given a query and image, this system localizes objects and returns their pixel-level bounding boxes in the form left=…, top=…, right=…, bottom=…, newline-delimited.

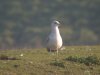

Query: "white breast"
left=47, top=26, right=63, bottom=50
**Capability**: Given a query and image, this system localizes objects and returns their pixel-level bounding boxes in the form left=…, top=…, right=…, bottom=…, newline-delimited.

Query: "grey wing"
left=46, top=36, right=49, bottom=43
left=46, top=32, right=51, bottom=44
left=46, top=34, right=56, bottom=52
left=45, top=33, right=51, bottom=52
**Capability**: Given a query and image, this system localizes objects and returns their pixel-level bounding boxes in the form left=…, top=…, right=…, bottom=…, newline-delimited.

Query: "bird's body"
left=47, top=20, right=63, bottom=52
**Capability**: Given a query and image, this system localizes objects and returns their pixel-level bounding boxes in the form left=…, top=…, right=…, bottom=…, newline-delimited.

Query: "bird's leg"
left=56, top=48, right=59, bottom=69
left=50, top=48, right=51, bottom=53
left=56, top=48, right=59, bottom=62
left=57, top=48, right=58, bottom=59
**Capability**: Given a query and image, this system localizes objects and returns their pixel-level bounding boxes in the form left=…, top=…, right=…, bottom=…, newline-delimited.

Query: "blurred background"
left=0, top=0, right=100, bottom=49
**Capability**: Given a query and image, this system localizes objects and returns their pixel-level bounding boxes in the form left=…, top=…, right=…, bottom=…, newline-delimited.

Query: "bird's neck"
left=51, top=26, right=60, bottom=35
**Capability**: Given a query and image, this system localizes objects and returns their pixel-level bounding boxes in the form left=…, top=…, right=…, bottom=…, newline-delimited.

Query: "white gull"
left=46, top=20, right=63, bottom=53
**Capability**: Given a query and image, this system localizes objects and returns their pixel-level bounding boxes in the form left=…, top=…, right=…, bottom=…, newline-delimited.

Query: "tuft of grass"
left=13, top=64, right=20, bottom=68
left=84, top=56, right=100, bottom=65
left=66, top=55, right=100, bottom=66
left=50, top=60, right=65, bottom=68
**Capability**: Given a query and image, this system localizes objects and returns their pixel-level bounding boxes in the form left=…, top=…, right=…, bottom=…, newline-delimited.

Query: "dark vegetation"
left=50, top=60, right=65, bottom=68
left=0, top=54, right=19, bottom=60
left=66, top=55, right=100, bottom=66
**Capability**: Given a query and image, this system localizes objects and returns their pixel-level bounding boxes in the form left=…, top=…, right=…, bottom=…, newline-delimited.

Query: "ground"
left=0, top=46, right=100, bottom=75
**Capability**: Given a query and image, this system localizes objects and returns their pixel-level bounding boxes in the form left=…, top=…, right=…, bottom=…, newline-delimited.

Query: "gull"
left=46, top=20, right=63, bottom=53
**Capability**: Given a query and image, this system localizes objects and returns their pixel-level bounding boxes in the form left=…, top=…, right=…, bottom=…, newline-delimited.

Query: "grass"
left=0, top=45, right=100, bottom=75
left=66, top=55, right=100, bottom=66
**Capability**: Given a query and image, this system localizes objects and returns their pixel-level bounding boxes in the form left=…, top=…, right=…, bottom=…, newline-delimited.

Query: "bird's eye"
left=54, top=22, right=57, bottom=24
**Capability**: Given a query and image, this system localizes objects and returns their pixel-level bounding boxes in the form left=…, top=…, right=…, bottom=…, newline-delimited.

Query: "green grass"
left=66, top=55, right=100, bottom=66
left=0, top=46, right=100, bottom=75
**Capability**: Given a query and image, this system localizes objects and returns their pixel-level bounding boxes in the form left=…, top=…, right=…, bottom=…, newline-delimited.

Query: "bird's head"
left=52, top=20, right=60, bottom=27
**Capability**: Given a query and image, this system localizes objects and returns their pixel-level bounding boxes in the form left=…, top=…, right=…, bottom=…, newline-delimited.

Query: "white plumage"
left=46, top=20, right=63, bottom=52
